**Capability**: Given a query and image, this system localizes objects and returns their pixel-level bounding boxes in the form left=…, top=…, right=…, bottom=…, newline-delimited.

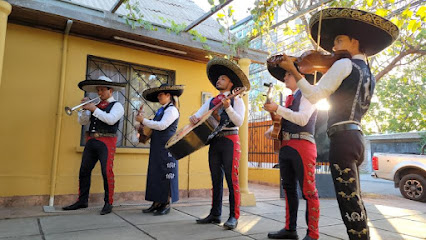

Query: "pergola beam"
left=270, top=0, right=333, bottom=29
left=184, top=0, right=233, bottom=32
left=110, top=0, right=125, bottom=13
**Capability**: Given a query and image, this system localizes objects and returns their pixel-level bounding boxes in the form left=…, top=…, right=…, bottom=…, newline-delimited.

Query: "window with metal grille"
left=80, top=55, right=175, bottom=148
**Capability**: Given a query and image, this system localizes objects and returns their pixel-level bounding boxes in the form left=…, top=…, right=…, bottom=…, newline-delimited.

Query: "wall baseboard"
left=0, top=189, right=217, bottom=207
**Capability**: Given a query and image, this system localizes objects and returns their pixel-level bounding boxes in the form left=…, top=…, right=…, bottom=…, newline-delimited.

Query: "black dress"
left=145, top=103, right=179, bottom=203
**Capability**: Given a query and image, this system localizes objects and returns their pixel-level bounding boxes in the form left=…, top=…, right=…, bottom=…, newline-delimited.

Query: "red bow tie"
left=97, top=100, right=109, bottom=109
left=212, top=94, right=225, bottom=106
left=285, top=94, right=294, bottom=108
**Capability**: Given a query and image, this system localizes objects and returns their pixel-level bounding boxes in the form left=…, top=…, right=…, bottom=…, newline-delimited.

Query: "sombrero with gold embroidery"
left=142, top=83, right=184, bottom=102
left=78, top=76, right=126, bottom=92
left=206, top=57, right=250, bottom=91
left=309, top=8, right=399, bottom=56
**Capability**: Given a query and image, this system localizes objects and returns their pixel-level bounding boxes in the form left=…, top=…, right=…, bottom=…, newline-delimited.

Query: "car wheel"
left=399, top=173, right=426, bottom=202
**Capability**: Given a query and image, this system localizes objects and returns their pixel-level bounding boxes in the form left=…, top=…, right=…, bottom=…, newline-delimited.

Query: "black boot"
left=142, top=202, right=160, bottom=213
left=267, top=229, right=299, bottom=239
left=196, top=214, right=221, bottom=224
left=223, top=216, right=238, bottom=230
left=100, top=203, right=113, bottom=215
left=153, top=203, right=170, bottom=216
left=62, top=201, right=88, bottom=211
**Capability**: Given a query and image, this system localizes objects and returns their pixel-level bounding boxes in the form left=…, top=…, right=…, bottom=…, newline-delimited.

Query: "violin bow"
left=314, top=3, right=325, bottom=84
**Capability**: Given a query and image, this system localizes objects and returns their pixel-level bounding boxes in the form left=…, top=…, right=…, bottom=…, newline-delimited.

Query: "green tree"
left=363, top=57, right=426, bottom=133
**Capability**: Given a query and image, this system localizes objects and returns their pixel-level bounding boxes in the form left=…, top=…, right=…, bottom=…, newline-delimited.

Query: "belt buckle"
left=93, top=133, right=100, bottom=138
left=282, top=132, right=290, bottom=141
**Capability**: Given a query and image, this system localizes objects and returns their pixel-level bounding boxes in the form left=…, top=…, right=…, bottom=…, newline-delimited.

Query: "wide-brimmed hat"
left=267, top=61, right=321, bottom=85
left=206, top=57, right=250, bottom=91
left=142, top=83, right=184, bottom=102
left=309, top=8, right=399, bottom=56
left=78, top=76, right=126, bottom=92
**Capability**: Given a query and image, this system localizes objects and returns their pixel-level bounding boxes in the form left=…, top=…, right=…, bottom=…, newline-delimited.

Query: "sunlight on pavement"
left=368, top=205, right=426, bottom=239
left=369, top=227, right=383, bottom=240
left=237, top=216, right=261, bottom=234
left=374, top=205, right=421, bottom=217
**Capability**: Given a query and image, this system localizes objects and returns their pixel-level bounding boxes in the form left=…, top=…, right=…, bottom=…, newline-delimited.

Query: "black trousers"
left=208, top=135, right=240, bottom=218
left=329, top=130, right=369, bottom=240
left=78, top=138, right=115, bottom=204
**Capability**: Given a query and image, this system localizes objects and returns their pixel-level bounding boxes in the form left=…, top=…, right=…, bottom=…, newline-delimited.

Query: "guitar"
left=136, top=105, right=153, bottom=144
left=166, top=87, right=246, bottom=160
left=264, top=83, right=282, bottom=153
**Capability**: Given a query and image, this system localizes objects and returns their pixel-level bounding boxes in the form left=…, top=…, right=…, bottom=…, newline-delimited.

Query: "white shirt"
left=193, top=91, right=245, bottom=130
left=142, top=103, right=179, bottom=131
left=276, top=89, right=316, bottom=126
left=265, top=89, right=316, bottom=138
left=78, top=96, right=124, bottom=126
left=297, top=54, right=366, bottom=104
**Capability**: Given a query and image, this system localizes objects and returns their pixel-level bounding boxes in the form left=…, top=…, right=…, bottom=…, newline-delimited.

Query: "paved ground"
left=1, top=175, right=425, bottom=240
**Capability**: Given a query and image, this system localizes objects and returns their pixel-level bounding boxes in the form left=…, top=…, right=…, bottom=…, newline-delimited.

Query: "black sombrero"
left=267, top=60, right=321, bottom=85
left=142, top=83, right=184, bottom=102
left=206, top=57, right=250, bottom=91
left=78, top=76, right=126, bottom=92
left=309, top=8, right=399, bottom=56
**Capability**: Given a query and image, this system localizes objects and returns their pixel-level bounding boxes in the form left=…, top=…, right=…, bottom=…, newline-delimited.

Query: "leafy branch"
left=122, top=0, right=156, bottom=31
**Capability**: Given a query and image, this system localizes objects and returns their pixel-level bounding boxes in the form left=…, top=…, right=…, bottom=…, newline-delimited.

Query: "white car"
left=371, top=145, right=426, bottom=202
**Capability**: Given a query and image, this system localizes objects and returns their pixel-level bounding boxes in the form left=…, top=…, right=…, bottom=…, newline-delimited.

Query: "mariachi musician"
left=264, top=64, right=320, bottom=240
left=62, top=76, right=126, bottom=215
left=136, top=83, right=184, bottom=215
left=190, top=58, right=250, bottom=230
left=270, top=8, right=399, bottom=240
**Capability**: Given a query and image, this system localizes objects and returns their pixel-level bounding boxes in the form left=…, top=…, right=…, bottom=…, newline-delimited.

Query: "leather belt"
left=215, top=130, right=238, bottom=138
left=282, top=131, right=315, bottom=144
left=327, top=123, right=362, bottom=137
left=88, top=132, right=117, bottom=138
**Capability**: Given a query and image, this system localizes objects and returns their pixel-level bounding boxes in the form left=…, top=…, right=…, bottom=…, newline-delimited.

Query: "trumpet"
left=65, top=96, right=100, bottom=116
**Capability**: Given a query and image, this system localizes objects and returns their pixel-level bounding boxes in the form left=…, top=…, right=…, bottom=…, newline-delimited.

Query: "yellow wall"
left=248, top=168, right=280, bottom=186
left=0, top=24, right=217, bottom=199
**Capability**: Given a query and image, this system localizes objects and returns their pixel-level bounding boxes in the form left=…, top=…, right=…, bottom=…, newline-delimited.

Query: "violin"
left=267, top=50, right=351, bottom=75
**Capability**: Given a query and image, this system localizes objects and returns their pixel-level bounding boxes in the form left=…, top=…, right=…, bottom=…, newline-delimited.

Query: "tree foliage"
left=248, top=0, right=425, bottom=133
left=362, top=56, right=426, bottom=134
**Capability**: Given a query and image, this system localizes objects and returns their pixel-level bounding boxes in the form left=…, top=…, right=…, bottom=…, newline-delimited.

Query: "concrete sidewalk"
left=1, top=183, right=425, bottom=240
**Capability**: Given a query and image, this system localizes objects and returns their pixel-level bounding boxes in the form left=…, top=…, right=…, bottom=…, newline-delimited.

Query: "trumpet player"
left=62, top=76, right=125, bottom=215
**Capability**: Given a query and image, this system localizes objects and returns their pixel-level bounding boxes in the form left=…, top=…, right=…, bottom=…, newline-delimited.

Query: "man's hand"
left=212, top=109, right=221, bottom=121
left=222, top=98, right=231, bottom=109
left=82, top=103, right=97, bottom=112
left=268, top=54, right=303, bottom=81
left=81, top=97, right=89, bottom=103
left=135, top=114, right=144, bottom=123
left=264, top=126, right=273, bottom=139
left=264, top=102, right=278, bottom=113
left=276, top=54, right=297, bottom=72
left=135, top=106, right=145, bottom=123
left=189, top=115, right=200, bottom=125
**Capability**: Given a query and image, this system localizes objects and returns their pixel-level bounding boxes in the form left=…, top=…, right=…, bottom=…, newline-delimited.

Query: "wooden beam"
left=270, top=0, right=333, bottom=29
left=184, top=0, right=233, bottom=32
left=110, top=0, right=125, bottom=13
